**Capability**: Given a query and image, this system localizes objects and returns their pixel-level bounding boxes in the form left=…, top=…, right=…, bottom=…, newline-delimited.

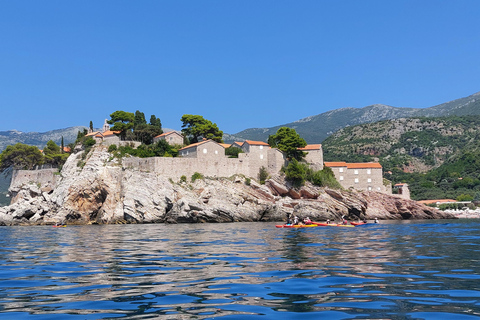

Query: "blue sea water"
left=0, top=220, right=479, bottom=319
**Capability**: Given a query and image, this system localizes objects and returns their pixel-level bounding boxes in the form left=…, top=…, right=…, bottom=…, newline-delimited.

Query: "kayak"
left=312, top=222, right=355, bottom=228
left=351, top=221, right=368, bottom=226
left=53, top=225, right=66, bottom=228
left=276, top=224, right=319, bottom=228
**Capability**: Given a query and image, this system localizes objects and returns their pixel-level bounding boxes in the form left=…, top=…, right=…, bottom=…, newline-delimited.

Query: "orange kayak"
left=276, top=224, right=319, bottom=228
left=312, top=222, right=355, bottom=228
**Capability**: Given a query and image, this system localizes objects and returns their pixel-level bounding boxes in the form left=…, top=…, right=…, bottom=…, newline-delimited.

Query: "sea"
left=0, top=219, right=479, bottom=319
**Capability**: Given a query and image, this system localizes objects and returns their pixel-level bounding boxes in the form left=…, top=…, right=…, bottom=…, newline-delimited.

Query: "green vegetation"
left=108, top=111, right=135, bottom=140
left=258, top=166, right=268, bottom=184
left=268, top=127, right=307, bottom=161
left=108, top=140, right=179, bottom=159
left=181, top=114, right=223, bottom=143
left=324, top=116, right=480, bottom=200
left=0, top=143, right=44, bottom=171
left=225, top=146, right=243, bottom=158
left=43, top=140, right=69, bottom=166
left=0, top=140, right=72, bottom=172
left=191, top=172, right=204, bottom=182
left=283, top=160, right=341, bottom=189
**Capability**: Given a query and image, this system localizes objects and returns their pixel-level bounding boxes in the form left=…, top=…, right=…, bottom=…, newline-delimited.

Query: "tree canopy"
left=0, top=143, right=44, bottom=171
left=108, top=111, right=135, bottom=140
left=181, top=114, right=223, bottom=144
left=43, top=140, right=69, bottom=166
left=268, top=127, right=307, bottom=161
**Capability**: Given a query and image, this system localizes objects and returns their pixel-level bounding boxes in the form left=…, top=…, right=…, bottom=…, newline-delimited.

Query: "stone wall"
left=123, top=151, right=286, bottom=181
left=10, top=169, right=58, bottom=191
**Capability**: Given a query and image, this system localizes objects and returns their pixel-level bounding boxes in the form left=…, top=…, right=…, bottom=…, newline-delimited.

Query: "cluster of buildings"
left=84, top=122, right=399, bottom=196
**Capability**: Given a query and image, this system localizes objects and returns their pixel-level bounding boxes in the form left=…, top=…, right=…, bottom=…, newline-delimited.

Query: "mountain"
left=322, top=116, right=480, bottom=200
left=0, top=126, right=87, bottom=151
left=225, top=91, right=480, bottom=143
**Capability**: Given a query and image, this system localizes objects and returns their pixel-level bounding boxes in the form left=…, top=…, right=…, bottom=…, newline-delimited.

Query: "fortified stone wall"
left=10, top=169, right=58, bottom=192
left=123, top=151, right=286, bottom=181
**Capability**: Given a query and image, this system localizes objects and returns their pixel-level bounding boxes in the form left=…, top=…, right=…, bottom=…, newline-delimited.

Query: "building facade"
left=325, top=161, right=389, bottom=193
left=153, top=131, right=184, bottom=145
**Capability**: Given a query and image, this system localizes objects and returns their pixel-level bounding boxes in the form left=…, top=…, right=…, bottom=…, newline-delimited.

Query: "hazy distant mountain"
left=225, top=91, right=480, bottom=143
left=0, top=126, right=87, bottom=151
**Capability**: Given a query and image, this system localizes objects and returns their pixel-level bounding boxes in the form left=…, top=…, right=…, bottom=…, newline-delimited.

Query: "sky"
left=0, top=1, right=479, bottom=134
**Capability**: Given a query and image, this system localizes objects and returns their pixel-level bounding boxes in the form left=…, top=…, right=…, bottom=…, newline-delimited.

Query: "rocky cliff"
left=0, top=145, right=454, bottom=226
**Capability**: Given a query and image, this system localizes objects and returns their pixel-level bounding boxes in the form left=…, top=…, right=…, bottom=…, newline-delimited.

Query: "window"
left=339, top=168, right=344, bottom=173
left=377, top=187, right=381, bottom=191
left=260, top=154, right=264, bottom=159
left=367, top=178, right=372, bottom=183
left=259, top=145, right=263, bottom=150
left=354, top=170, right=359, bottom=175
left=368, top=186, right=372, bottom=191
left=367, top=169, right=371, bottom=174
left=215, top=150, right=218, bottom=154
left=340, top=176, right=344, bottom=181
left=203, top=148, right=207, bottom=154
left=354, top=178, right=359, bottom=183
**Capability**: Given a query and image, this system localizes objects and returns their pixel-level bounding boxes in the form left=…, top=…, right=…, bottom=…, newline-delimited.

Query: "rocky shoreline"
left=0, top=145, right=455, bottom=226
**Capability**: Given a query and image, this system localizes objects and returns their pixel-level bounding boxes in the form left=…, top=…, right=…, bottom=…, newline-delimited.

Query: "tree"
left=134, top=110, right=147, bottom=128
left=61, top=136, right=64, bottom=154
left=107, top=111, right=135, bottom=140
left=268, top=127, right=307, bottom=161
left=0, top=143, right=44, bottom=171
left=180, top=114, right=223, bottom=144
left=133, top=123, right=163, bottom=145
left=89, top=121, right=93, bottom=132
left=43, top=140, right=69, bottom=166
left=284, top=159, right=306, bottom=187
left=150, top=115, right=162, bottom=129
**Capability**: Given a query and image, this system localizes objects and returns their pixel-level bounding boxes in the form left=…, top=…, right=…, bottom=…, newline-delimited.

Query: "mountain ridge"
left=226, top=91, right=480, bottom=143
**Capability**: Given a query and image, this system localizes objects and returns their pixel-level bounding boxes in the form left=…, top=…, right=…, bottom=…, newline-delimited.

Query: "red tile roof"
left=298, top=144, right=322, bottom=151
left=244, top=140, right=269, bottom=146
left=324, top=162, right=347, bottom=167
left=154, top=131, right=181, bottom=138
left=179, top=139, right=226, bottom=151
left=346, top=163, right=382, bottom=169
left=85, top=131, right=100, bottom=137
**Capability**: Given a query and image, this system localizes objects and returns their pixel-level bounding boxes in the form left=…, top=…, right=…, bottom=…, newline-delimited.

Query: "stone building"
left=299, top=144, right=323, bottom=170
left=179, top=140, right=226, bottom=159
left=325, top=161, right=389, bottom=193
left=393, top=183, right=411, bottom=200
left=153, top=131, right=184, bottom=146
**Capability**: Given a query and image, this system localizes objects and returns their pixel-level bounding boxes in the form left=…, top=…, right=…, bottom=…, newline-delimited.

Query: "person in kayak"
left=374, top=218, right=379, bottom=223
left=293, top=215, right=299, bottom=225
left=286, top=213, right=292, bottom=225
left=303, top=217, right=312, bottom=224
left=326, top=219, right=331, bottom=224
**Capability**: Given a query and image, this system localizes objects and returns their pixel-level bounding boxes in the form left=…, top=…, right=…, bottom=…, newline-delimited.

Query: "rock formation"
left=0, top=145, right=455, bottom=226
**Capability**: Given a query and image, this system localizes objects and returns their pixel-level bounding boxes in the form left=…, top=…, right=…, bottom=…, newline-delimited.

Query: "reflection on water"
left=0, top=220, right=479, bottom=319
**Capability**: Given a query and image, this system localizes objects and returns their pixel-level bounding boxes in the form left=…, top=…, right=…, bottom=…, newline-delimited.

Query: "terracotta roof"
left=85, top=131, right=100, bottom=137
left=103, top=130, right=120, bottom=136
left=219, top=143, right=231, bottom=149
left=298, top=144, right=322, bottom=151
left=179, top=139, right=226, bottom=151
left=324, top=162, right=347, bottom=167
left=346, top=162, right=382, bottom=169
left=418, top=199, right=456, bottom=205
left=394, top=183, right=406, bottom=187
left=63, top=147, right=71, bottom=153
left=244, top=140, right=269, bottom=146
left=154, top=131, right=181, bottom=138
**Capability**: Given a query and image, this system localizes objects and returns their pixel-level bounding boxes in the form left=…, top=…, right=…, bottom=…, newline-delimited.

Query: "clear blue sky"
left=1, top=1, right=479, bottom=134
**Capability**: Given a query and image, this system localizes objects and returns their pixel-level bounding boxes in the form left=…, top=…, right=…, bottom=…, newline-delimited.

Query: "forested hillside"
left=323, top=116, right=480, bottom=200
left=226, top=91, right=480, bottom=143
